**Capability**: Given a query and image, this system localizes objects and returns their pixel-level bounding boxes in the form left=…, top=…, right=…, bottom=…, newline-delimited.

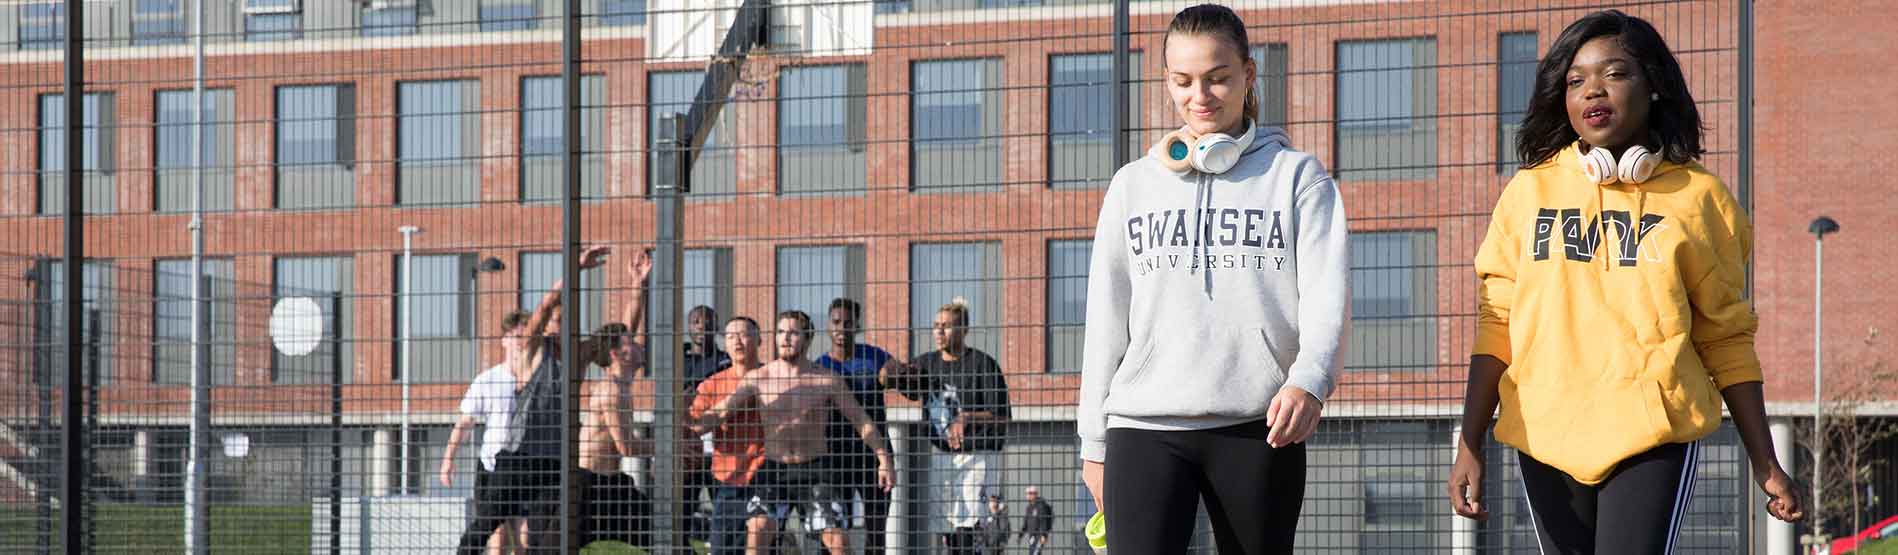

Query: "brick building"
left=0, top=1, right=1889, bottom=552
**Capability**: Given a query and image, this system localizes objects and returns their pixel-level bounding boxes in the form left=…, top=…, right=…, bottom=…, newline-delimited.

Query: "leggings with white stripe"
left=1517, top=441, right=1700, bottom=555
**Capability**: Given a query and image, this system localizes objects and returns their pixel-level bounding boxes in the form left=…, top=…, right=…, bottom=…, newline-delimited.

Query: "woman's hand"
left=1447, top=444, right=1488, bottom=520
left=1759, top=465, right=1805, bottom=522
left=1265, top=386, right=1321, bottom=447
left=1082, top=459, right=1105, bottom=512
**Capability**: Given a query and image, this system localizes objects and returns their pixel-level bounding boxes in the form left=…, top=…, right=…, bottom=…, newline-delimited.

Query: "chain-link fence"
left=0, top=0, right=1754, bottom=553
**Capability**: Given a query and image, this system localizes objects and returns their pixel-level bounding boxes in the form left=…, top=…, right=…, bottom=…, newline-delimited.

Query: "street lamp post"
left=470, top=257, right=506, bottom=371
left=397, top=226, right=422, bottom=494
left=1807, top=216, right=1839, bottom=553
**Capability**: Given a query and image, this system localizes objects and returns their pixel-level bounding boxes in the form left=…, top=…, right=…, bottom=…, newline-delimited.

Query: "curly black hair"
left=1515, top=10, right=1705, bottom=169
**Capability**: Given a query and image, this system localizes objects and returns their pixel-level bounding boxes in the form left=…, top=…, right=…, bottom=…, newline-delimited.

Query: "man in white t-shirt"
left=443, top=310, right=531, bottom=554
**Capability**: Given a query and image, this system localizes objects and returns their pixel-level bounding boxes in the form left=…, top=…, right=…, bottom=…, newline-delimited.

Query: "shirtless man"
left=578, top=249, right=655, bottom=548
left=471, top=244, right=612, bottom=552
left=697, top=310, right=893, bottom=555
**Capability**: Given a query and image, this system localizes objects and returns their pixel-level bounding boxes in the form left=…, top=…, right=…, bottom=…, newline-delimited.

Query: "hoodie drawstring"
left=1191, top=173, right=1213, bottom=295
left=1595, top=185, right=1608, bottom=271
left=1594, top=183, right=1652, bottom=271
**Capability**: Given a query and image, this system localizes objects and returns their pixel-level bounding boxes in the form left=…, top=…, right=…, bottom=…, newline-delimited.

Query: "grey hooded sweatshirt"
left=1078, top=125, right=1350, bottom=462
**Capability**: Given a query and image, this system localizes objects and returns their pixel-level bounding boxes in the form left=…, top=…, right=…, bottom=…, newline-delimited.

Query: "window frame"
left=1334, top=37, right=1440, bottom=182
left=1047, top=51, right=1141, bottom=190
left=777, top=63, right=869, bottom=196
left=774, top=244, right=867, bottom=337
left=131, top=0, right=188, bottom=46
left=1497, top=32, right=1540, bottom=173
left=153, top=258, right=237, bottom=385
left=907, top=241, right=1005, bottom=360
left=1044, top=239, right=1091, bottom=373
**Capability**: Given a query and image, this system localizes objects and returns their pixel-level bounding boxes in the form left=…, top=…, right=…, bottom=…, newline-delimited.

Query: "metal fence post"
left=61, top=0, right=90, bottom=550
left=330, top=291, right=344, bottom=555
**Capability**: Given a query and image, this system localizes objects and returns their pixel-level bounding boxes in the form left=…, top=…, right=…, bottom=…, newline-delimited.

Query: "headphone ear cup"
left=1191, top=132, right=1239, bottom=174
left=1157, top=130, right=1196, bottom=173
left=1580, top=146, right=1618, bottom=185
left=1618, top=144, right=1659, bottom=183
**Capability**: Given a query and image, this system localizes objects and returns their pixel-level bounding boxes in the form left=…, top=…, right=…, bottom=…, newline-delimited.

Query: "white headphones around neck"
left=1156, top=121, right=1257, bottom=174
left=1577, top=142, right=1660, bottom=185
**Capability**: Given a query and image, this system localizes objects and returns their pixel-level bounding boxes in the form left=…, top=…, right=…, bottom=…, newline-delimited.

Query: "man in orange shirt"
left=688, top=316, right=767, bottom=555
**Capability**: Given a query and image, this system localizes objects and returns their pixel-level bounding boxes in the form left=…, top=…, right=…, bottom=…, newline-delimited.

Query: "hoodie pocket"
left=1640, top=379, right=1677, bottom=441
left=1246, top=327, right=1288, bottom=385
left=1112, top=340, right=1159, bottom=386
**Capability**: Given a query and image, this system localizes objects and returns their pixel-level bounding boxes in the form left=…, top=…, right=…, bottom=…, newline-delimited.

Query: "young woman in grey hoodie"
left=1077, top=4, right=1350, bottom=553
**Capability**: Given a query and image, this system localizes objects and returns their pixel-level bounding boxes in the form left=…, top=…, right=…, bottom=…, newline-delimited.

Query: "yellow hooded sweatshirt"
left=1474, top=143, right=1763, bottom=485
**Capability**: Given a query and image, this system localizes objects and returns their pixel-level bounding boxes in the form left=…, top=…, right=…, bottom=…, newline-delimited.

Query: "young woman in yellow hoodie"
left=1447, top=10, right=1803, bottom=553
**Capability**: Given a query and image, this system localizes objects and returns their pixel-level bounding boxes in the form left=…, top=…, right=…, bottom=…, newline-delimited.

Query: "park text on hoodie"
left=1077, top=125, right=1350, bottom=462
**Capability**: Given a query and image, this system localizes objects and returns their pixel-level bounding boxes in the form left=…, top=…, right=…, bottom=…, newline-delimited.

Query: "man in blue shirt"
left=814, top=297, right=906, bottom=553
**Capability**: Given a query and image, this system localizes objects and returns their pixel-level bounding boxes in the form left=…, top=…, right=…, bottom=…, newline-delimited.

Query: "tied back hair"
left=1164, top=4, right=1260, bottom=123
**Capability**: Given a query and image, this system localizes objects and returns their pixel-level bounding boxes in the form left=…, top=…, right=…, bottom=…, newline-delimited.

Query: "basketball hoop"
left=719, top=47, right=792, bottom=101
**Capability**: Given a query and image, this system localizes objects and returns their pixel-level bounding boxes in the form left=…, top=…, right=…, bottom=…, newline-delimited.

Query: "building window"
left=362, top=2, right=419, bottom=37
left=34, top=261, right=114, bottom=386
left=1049, top=52, right=1140, bottom=189
left=244, top=0, right=303, bottom=41
left=649, top=71, right=737, bottom=197
left=154, top=259, right=236, bottom=385
left=276, top=84, right=356, bottom=209
left=872, top=0, right=909, bottom=14
left=155, top=89, right=235, bottom=213
left=602, top=0, right=646, bottom=26
left=481, top=0, right=538, bottom=31
left=39, top=92, right=116, bottom=215
left=395, top=254, right=474, bottom=383
left=685, top=248, right=734, bottom=318
left=519, top=252, right=607, bottom=337
left=1347, top=231, right=1436, bottom=372
left=779, top=64, right=867, bottom=196
left=909, top=242, right=1003, bottom=359
left=1046, top=240, right=1090, bottom=373
left=397, top=80, right=480, bottom=206
left=19, top=2, right=64, bottom=50
left=132, top=0, right=187, bottom=46
left=912, top=58, right=1002, bottom=193
left=1252, top=43, right=1289, bottom=128
left=521, top=75, right=606, bottom=203
left=776, top=245, right=865, bottom=336
left=1336, top=38, right=1438, bottom=181
left=1342, top=421, right=1450, bottom=553
left=1498, top=32, right=1538, bottom=172
left=273, top=256, right=354, bottom=384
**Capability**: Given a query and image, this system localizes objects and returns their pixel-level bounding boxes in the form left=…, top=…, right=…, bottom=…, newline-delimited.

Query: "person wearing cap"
left=1020, top=486, right=1053, bottom=555
left=981, top=491, right=1011, bottom=555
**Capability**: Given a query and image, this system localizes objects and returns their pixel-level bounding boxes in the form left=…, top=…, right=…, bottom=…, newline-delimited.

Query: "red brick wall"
left=0, top=2, right=1844, bottom=421
left=1752, top=1, right=1898, bottom=406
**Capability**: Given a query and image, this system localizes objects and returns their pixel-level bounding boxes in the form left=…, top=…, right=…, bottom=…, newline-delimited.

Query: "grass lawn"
left=1860, top=537, right=1898, bottom=555
left=2, top=503, right=311, bottom=554
left=5, top=505, right=712, bottom=554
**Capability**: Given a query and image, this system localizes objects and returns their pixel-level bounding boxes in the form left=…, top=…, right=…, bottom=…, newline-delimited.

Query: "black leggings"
left=1104, top=419, right=1306, bottom=554
left=1517, top=441, right=1701, bottom=554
